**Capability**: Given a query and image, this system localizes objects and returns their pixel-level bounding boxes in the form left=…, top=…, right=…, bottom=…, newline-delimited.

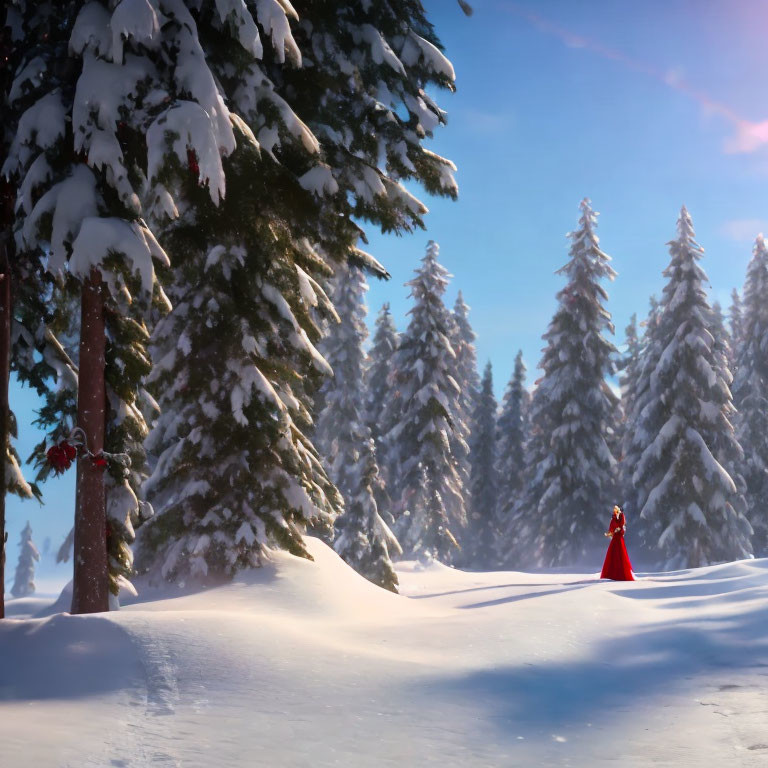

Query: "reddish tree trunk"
left=0, top=235, right=9, bottom=620
left=71, top=269, right=109, bottom=614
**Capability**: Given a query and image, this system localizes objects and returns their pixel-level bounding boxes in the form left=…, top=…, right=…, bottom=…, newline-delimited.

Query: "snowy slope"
left=1, top=538, right=768, bottom=767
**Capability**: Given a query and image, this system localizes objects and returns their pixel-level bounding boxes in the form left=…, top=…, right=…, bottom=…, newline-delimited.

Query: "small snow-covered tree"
left=495, top=350, right=528, bottom=565
left=465, top=361, right=498, bottom=567
left=513, top=199, right=619, bottom=568
left=733, top=235, right=768, bottom=556
left=11, top=521, right=38, bottom=598
left=334, top=436, right=401, bottom=592
left=634, top=207, right=751, bottom=568
left=385, top=241, right=465, bottom=562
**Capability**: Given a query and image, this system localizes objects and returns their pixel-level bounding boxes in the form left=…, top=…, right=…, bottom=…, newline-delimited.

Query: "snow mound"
left=126, top=536, right=433, bottom=622
left=1, top=544, right=767, bottom=767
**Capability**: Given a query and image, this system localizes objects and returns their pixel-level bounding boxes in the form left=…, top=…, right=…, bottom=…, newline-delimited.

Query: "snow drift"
left=2, top=538, right=768, bottom=767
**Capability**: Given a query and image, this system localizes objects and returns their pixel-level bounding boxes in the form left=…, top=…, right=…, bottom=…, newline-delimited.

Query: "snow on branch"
left=2, top=92, right=66, bottom=176
left=147, top=101, right=227, bottom=204
left=255, top=0, right=301, bottom=65
left=213, top=0, right=263, bottom=58
left=70, top=2, right=113, bottom=58
left=111, top=0, right=160, bottom=63
left=298, top=164, right=339, bottom=197
left=24, top=165, right=100, bottom=277
left=400, top=31, right=456, bottom=82
left=70, top=217, right=169, bottom=296
left=358, top=25, right=405, bottom=75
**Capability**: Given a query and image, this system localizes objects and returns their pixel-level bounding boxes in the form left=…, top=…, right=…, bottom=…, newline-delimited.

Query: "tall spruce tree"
left=729, top=288, right=745, bottom=372
left=1, top=1, right=68, bottom=618
left=495, top=350, right=528, bottom=566
left=512, top=199, right=619, bottom=568
left=364, top=303, right=399, bottom=491
left=384, top=241, right=466, bottom=562
left=11, top=520, right=38, bottom=598
left=314, top=262, right=401, bottom=587
left=621, top=296, right=663, bottom=532
left=315, top=264, right=371, bottom=502
left=451, top=291, right=479, bottom=427
left=633, top=207, right=751, bottom=568
left=465, top=361, right=498, bottom=567
left=732, top=235, right=768, bottom=556
left=710, top=301, right=733, bottom=382
left=138, top=2, right=458, bottom=582
left=615, top=314, right=641, bottom=463
left=4, top=0, right=179, bottom=612
left=448, top=291, right=476, bottom=551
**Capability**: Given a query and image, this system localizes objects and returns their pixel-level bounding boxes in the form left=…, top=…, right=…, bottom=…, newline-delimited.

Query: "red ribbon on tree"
left=46, top=440, right=77, bottom=474
left=45, top=427, right=125, bottom=475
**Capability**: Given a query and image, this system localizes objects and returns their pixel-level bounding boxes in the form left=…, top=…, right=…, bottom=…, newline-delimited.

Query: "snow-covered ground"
left=2, top=538, right=768, bottom=767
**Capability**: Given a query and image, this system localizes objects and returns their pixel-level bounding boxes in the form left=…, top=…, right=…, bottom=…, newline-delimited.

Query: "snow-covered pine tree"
left=11, top=521, right=38, bottom=598
left=138, top=2, right=458, bottom=582
left=281, top=4, right=459, bottom=248
left=1, top=1, right=48, bottom=617
left=512, top=199, right=619, bottom=568
left=621, top=296, right=664, bottom=534
left=465, top=361, right=498, bottom=567
left=364, top=303, right=399, bottom=493
left=710, top=301, right=732, bottom=379
left=4, top=0, right=180, bottom=611
left=334, top=436, right=401, bottom=592
left=451, top=292, right=480, bottom=422
left=616, top=314, right=641, bottom=461
left=732, top=235, right=768, bottom=556
left=313, top=262, right=401, bottom=586
left=706, top=300, right=747, bottom=522
left=139, top=184, right=344, bottom=580
left=384, top=241, right=466, bottom=562
left=634, top=207, right=751, bottom=568
left=729, top=287, right=745, bottom=373
left=315, top=263, right=370, bottom=502
left=448, top=291, right=476, bottom=552
left=495, top=350, right=528, bottom=565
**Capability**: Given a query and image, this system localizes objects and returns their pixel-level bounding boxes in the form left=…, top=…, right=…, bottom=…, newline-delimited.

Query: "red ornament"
left=46, top=440, right=77, bottom=474
left=91, top=454, right=108, bottom=468
left=187, top=148, right=199, bottom=179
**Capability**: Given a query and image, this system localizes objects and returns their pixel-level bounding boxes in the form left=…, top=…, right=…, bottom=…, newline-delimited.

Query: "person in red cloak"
left=601, top=505, right=634, bottom=581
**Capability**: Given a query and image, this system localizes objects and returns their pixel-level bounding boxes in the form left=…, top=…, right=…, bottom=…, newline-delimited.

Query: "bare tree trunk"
left=71, top=269, right=109, bottom=614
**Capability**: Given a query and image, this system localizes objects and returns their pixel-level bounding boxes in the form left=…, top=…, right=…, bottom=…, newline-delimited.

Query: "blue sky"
left=367, top=0, right=768, bottom=382
left=7, top=0, right=768, bottom=586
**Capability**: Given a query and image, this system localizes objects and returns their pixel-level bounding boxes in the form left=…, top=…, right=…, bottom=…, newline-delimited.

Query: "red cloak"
left=600, top=512, right=634, bottom=581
